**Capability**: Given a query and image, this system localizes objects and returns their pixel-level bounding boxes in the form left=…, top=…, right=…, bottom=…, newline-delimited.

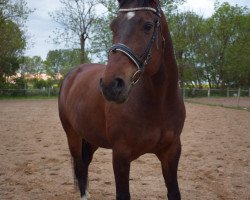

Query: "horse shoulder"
left=59, top=63, right=111, bottom=148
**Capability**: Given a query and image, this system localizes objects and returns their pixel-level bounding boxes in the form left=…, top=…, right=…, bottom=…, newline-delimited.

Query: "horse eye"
left=144, top=23, right=153, bottom=33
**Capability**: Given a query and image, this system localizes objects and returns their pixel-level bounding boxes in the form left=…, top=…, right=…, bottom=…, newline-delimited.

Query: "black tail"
left=72, top=140, right=91, bottom=196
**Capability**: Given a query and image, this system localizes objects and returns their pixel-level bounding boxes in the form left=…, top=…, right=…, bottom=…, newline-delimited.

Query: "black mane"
left=119, top=0, right=150, bottom=8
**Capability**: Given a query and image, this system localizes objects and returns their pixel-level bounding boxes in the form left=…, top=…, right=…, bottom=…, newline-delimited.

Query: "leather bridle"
left=109, top=6, right=162, bottom=85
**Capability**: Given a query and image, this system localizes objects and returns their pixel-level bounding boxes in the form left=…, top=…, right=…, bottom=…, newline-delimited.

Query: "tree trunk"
left=177, top=51, right=184, bottom=88
left=0, top=69, right=4, bottom=84
left=218, top=52, right=226, bottom=90
left=80, top=34, right=85, bottom=64
left=179, top=65, right=184, bottom=88
left=207, top=76, right=212, bottom=89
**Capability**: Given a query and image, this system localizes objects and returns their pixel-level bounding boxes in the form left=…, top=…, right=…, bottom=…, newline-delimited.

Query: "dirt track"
left=0, top=99, right=249, bottom=200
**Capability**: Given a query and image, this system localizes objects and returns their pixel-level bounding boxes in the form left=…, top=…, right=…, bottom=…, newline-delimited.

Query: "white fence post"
left=207, top=88, right=211, bottom=98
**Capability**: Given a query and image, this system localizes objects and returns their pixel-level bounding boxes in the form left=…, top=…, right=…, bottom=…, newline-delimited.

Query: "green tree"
left=169, top=11, right=205, bottom=88
left=161, top=0, right=186, bottom=17
left=0, top=0, right=32, bottom=87
left=168, top=2, right=249, bottom=89
left=208, top=2, right=248, bottom=88
left=91, top=0, right=117, bottom=63
left=0, top=0, right=31, bottom=26
left=50, top=0, right=98, bottom=64
left=20, top=56, right=45, bottom=77
left=45, top=49, right=90, bottom=78
left=0, top=20, right=25, bottom=84
left=224, top=12, right=250, bottom=87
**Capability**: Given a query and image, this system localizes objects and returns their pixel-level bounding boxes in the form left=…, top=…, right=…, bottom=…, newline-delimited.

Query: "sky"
left=24, top=0, right=250, bottom=60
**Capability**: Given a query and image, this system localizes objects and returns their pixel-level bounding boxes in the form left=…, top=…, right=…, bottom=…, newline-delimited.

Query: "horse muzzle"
left=99, top=78, right=128, bottom=104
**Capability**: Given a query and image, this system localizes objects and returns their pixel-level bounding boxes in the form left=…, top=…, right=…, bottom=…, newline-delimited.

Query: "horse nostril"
left=100, top=77, right=125, bottom=100
left=113, top=78, right=125, bottom=92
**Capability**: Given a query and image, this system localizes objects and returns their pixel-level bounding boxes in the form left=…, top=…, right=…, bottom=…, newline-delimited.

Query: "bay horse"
left=58, top=0, right=185, bottom=199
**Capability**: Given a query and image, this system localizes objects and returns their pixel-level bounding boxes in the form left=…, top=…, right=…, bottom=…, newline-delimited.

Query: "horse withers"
left=58, top=0, right=186, bottom=199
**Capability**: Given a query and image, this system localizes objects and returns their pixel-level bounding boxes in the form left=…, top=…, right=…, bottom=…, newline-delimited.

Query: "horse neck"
left=149, top=15, right=179, bottom=101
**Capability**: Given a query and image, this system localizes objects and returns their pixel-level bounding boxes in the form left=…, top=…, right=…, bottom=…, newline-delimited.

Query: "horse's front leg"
left=112, top=149, right=131, bottom=200
left=156, top=138, right=182, bottom=200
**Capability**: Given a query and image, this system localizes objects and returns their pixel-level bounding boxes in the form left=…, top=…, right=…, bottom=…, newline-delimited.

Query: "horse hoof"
left=81, top=190, right=91, bottom=200
left=81, top=195, right=88, bottom=200
left=86, top=190, right=91, bottom=198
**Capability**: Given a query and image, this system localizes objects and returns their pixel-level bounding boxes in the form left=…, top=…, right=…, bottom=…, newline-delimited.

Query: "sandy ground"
left=0, top=99, right=249, bottom=200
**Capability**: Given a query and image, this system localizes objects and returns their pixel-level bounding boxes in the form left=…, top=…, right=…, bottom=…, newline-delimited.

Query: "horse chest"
left=106, top=113, right=175, bottom=154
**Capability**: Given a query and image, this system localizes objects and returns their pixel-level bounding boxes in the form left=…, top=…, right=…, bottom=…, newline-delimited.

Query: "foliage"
left=161, top=0, right=186, bottom=17
left=0, top=0, right=32, bottom=26
left=207, top=2, right=248, bottom=88
left=2, top=0, right=249, bottom=92
left=90, top=0, right=117, bottom=63
left=168, top=11, right=205, bottom=87
left=44, top=49, right=89, bottom=77
left=223, top=13, right=250, bottom=87
left=168, top=2, right=250, bottom=88
left=19, top=56, right=45, bottom=76
left=0, top=20, right=26, bottom=57
left=32, top=79, right=49, bottom=89
left=27, top=78, right=61, bottom=89
left=13, top=76, right=26, bottom=89
left=50, top=0, right=99, bottom=63
left=0, top=0, right=32, bottom=87
left=0, top=56, right=19, bottom=81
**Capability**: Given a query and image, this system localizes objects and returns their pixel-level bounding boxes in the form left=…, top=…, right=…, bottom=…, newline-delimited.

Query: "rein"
left=109, top=6, right=162, bottom=85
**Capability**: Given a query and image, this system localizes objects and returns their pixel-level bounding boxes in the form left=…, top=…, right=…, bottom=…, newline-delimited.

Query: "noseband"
left=109, top=6, right=162, bottom=85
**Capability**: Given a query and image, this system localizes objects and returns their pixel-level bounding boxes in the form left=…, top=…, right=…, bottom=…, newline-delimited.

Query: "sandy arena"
left=0, top=99, right=249, bottom=200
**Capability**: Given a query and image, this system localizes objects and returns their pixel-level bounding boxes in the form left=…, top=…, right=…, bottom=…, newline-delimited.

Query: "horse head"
left=100, top=0, right=167, bottom=103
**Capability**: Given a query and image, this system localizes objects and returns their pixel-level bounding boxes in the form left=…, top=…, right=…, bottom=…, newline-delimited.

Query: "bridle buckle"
left=131, top=70, right=142, bottom=85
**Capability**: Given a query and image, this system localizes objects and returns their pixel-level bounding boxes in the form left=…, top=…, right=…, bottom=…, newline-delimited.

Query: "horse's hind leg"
left=66, top=132, right=97, bottom=199
left=156, top=138, right=181, bottom=200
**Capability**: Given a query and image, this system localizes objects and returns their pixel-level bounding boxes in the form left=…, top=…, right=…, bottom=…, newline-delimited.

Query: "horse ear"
left=148, top=0, right=160, bottom=7
left=152, top=0, right=160, bottom=5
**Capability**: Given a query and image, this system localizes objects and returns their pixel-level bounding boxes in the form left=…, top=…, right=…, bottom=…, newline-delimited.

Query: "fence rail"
left=181, top=87, right=250, bottom=98
left=0, top=88, right=59, bottom=97
left=0, top=87, right=249, bottom=98
left=182, top=87, right=250, bottom=110
left=0, top=87, right=249, bottom=110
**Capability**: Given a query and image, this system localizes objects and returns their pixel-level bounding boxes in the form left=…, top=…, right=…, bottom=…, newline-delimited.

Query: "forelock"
left=119, top=0, right=151, bottom=8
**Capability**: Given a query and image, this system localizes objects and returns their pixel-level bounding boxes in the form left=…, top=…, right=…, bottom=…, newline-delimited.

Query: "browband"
left=119, top=7, right=161, bottom=17
left=119, top=7, right=157, bottom=13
